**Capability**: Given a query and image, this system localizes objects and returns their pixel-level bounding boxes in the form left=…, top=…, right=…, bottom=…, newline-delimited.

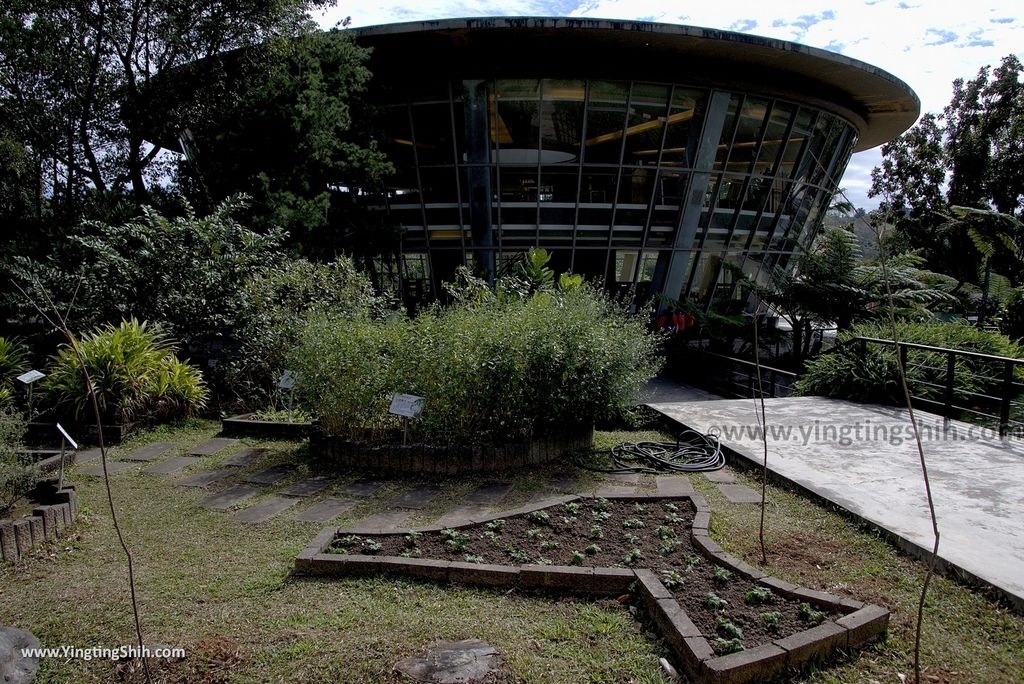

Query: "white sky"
left=317, top=1, right=1023, bottom=209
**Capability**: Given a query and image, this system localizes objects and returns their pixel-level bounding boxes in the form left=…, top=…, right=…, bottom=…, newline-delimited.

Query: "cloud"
left=925, top=28, right=958, bottom=46
left=730, top=18, right=757, bottom=32
left=990, top=17, right=1014, bottom=23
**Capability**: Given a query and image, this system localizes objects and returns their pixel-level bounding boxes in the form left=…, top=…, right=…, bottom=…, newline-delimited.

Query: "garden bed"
left=309, top=427, right=593, bottom=474
left=295, top=492, right=888, bottom=683
left=26, top=420, right=135, bottom=446
left=221, top=413, right=313, bottom=439
left=0, top=481, right=79, bottom=563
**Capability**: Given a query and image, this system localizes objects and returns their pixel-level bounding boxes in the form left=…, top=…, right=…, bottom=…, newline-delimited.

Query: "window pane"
left=622, top=83, right=670, bottom=165
left=412, top=102, right=456, bottom=166
left=660, top=88, right=705, bottom=167
left=583, top=81, right=628, bottom=163
left=541, top=79, right=585, bottom=156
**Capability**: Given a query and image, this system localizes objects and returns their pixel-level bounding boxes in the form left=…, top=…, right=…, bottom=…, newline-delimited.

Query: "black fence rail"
left=849, top=336, right=1024, bottom=437
left=675, top=348, right=799, bottom=400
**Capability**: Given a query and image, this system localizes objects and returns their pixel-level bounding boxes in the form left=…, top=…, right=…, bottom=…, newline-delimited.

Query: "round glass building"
left=353, top=18, right=919, bottom=309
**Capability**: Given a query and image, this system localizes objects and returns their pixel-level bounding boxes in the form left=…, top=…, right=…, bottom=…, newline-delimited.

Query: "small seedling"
left=537, top=557, right=553, bottom=566
left=336, top=535, right=362, bottom=548
left=799, top=602, right=827, bottom=625
left=592, top=510, right=612, bottom=522
left=713, top=567, right=733, bottom=586
left=584, top=543, right=601, bottom=555
left=484, top=519, right=505, bottom=532
left=704, top=592, right=728, bottom=610
left=622, top=548, right=643, bottom=566
left=624, top=533, right=640, bottom=546
left=685, top=554, right=703, bottom=571
left=745, top=587, right=774, bottom=605
left=664, top=512, right=685, bottom=524
left=713, top=638, right=744, bottom=655
left=661, top=570, right=686, bottom=590
left=539, top=539, right=559, bottom=551
left=442, top=528, right=471, bottom=552
left=482, top=530, right=499, bottom=542
left=400, top=548, right=422, bottom=558
left=570, top=551, right=585, bottom=566
left=622, top=517, right=645, bottom=529
left=658, top=540, right=682, bottom=557
left=363, top=539, right=383, bottom=555
left=404, top=531, right=422, bottom=548
left=655, top=525, right=675, bottom=540
left=716, top=618, right=744, bottom=640
left=562, top=502, right=581, bottom=515
left=506, top=546, right=530, bottom=564
left=759, top=611, right=782, bottom=633
left=662, top=502, right=678, bottom=513
left=526, top=510, right=550, bottom=525
left=559, top=516, right=576, bottom=527
left=593, top=497, right=612, bottom=512
left=463, top=554, right=485, bottom=564
left=589, top=525, right=604, bottom=539
left=632, top=503, right=646, bottom=513
left=525, top=528, right=543, bottom=540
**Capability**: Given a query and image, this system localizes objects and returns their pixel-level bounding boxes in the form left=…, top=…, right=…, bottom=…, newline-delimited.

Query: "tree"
left=0, top=0, right=330, bottom=213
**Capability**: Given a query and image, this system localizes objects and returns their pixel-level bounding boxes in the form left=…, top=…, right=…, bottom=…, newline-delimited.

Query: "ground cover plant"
left=326, top=497, right=842, bottom=655
left=0, top=407, right=35, bottom=515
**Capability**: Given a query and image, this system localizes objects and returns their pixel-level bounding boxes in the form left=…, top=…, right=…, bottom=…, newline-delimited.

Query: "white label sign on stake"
left=56, top=423, right=79, bottom=450
left=389, top=394, right=425, bottom=418
left=17, top=370, right=45, bottom=384
left=278, top=370, right=298, bottom=390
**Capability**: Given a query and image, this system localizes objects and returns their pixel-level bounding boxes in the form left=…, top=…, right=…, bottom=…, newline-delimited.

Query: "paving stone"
left=465, top=481, right=512, bottom=505
left=546, top=472, right=578, bottom=492
left=394, top=639, right=502, bottom=684
left=656, top=475, right=695, bottom=496
left=144, top=456, right=200, bottom=474
left=176, top=468, right=234, bottom=487
left=434, top=504, right=491, bottom=527
left=350, top=510, right=412, bottom=531
left=605, top=472, right=641, bottom=486
left=78, top=461, right=136, bottom=477
left=231, top=496, right=298, bottom=523
left=718, top=483, right=763, bottom=504
left=121, top=441, right=175, bottom=462
left=188, top=437, right=238, bottom=456
left=704, top=469, right=736, bottom=483
left=294, top=497, right=357, bottom=523
left=74, top=448, right=103, bottom=463
left=389, top=484, right=443, bottom=509
left=594, top=484, right=636, bottom=497
left=338, top=478, right=386, bottom=497
left=242, top=464, right=296, bottom=485
left=201, top=485, right=260, bottom=511
left=222, top=447, right=267, bottom=467
left=280, top=475, right=336, bottom=497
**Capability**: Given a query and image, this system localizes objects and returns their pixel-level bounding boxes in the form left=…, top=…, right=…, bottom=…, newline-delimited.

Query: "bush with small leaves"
left=745, top=587, right=774, bottom=605
left=759, top=611, right=782, bottom=633
left=570, top=551, right=585, bottom=566
left=585, top=543, right=601, bottom=556
left=704, top=592, right=728, bottom=610
left=713, top=567, right=733, bottom=586
left=713, top=638, right=744, bottom=655
left=661, top=570, right=686, bottom=590
left=799, top=602, right=827, bottom=625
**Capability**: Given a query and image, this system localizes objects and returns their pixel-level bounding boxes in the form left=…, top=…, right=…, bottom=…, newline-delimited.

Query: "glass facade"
left=370, top=78, right=858, bottom=309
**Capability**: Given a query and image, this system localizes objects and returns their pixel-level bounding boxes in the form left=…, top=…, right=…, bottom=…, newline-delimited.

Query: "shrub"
left=44, top=319, right=207, bottom=424
left=0, top=337, right=29, bottom=407
left=292, top=284, right=660, bottom=446
left=0, top=408, right=36, bottom=515
left=797, top=320, right=1024, bottom=408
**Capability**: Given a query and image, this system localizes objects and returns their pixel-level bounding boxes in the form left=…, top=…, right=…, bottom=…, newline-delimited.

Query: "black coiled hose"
left=573, top=428, right=726, bottom=474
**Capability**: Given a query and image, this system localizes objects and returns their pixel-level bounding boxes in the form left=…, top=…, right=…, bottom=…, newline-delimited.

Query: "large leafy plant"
left=0, top=408, right=35, bottom=515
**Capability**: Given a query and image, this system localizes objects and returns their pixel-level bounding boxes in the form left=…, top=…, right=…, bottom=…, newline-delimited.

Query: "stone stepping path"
left=223, top=447, right=266, bottom=467
left=464, top=481, right=512, bottom=505
left=122, top=442, right=175, bottom=462
left=280, top=476, right=335, bottom=497
left=704, top=469, right=736, bottom=483
left=75, top=448, right=103, bottom=463
left=294, top=497, right=357, bottom=523
left=547, top=472, right=578, bottom=492
left=718, top=483, right=762, bottom=504
left=243, top=464, right=295, bottom=486
left=395, top=639, right=502, bottom=683
left=78, top=461, right=136, bottom=477
left=201, top=485, right=260, bottom=511
left=188, top=438, right=238, bottom=457
left=388, top=484, right=443, bottom=510
left=231, top=496, right=297, bottom=523
left=145, top=456, right=200, bottom=475
left=350, top=510, right=412, bottom=532
left=656, top=475, right=694, bottom=496
left=594, top=484, right=637, bottom=497
left=605, top=472, right=641, bottom=486
left=433, top=504, right=491, bottom=528
left=177, top=468, right=234, bottom=488
left=338, top=478, right=386, bottom=497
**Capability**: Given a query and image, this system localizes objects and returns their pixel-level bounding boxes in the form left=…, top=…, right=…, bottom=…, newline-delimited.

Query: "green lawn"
left=1, top=422, right=1021, bottom=683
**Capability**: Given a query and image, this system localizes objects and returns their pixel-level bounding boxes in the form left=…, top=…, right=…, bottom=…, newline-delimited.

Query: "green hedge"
left=796, top=320, right=1024, bottom=407
left=291, top=285, right=661, bottom=445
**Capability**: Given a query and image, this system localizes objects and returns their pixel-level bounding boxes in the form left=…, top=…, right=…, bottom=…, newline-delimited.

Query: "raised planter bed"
left=221, top=413, right=313, bottom=440
left=295, top=491, right=888, bottom=683
left=17, top=449, right=76, bottom=474
left=0, top=481, right=79, bottom=563
left=309, top=427, right=594, bottom=475
left=26, top=420, right=135, bottom=446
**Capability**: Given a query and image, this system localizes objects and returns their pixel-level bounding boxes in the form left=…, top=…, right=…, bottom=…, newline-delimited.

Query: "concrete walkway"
left=648, top=396, right=1024, bottom=610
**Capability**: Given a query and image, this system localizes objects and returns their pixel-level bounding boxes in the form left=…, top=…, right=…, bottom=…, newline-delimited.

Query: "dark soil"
left=327, top=497, right=841, bottom=654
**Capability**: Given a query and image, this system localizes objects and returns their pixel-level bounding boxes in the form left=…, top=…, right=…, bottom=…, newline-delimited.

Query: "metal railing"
left=849, top=336, right=1024, bottom=437
left=675, top=348, right=799, bottom=400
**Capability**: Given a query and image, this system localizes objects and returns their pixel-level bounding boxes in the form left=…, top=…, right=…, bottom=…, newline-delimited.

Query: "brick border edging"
left=221, top=414, right=313, bottom=439
left=292, top=489, right=889, bottom=683
left=0, top=486, right=79, bottom=563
